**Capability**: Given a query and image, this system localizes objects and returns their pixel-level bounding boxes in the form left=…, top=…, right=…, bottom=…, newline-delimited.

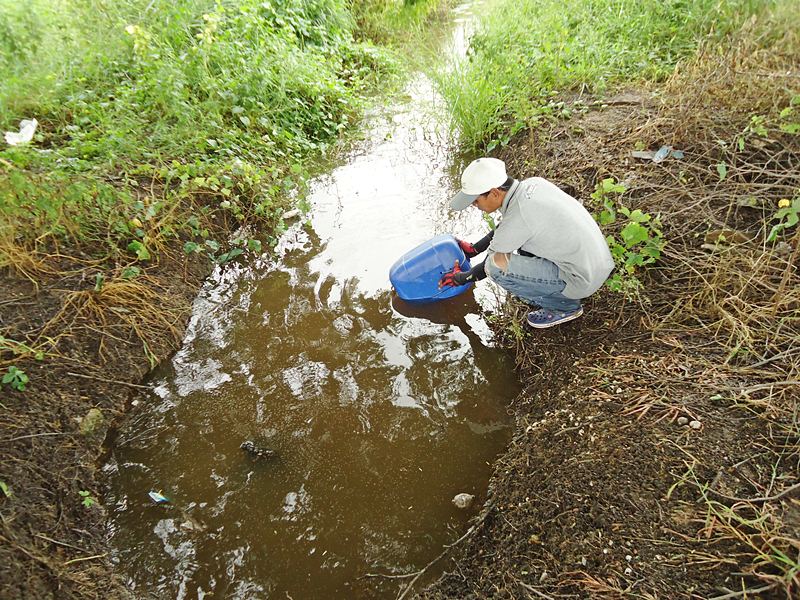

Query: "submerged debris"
left=240, top=440, right=277, bottom=459
left=148, top=490, right=169, bottom=504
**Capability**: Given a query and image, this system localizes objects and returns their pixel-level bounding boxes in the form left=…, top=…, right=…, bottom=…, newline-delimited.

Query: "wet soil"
left=0, top=247, right=212, bottom=599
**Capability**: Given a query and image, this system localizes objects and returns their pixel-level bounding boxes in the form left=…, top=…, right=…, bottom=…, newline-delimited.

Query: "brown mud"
left=2, top=21, right=799, bottom=600
left=1, top=236, right=220, bottom=598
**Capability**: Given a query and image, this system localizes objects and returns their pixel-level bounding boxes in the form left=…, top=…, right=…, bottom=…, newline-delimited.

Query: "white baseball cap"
left=450, top=157, right=508, bottom=211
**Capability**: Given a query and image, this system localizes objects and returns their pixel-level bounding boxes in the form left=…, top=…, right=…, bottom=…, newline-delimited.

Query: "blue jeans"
left=485, top=252, right=581, bottom=312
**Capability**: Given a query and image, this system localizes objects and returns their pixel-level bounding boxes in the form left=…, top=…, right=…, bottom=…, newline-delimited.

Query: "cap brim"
left=450, top=191, right=478, bottom=211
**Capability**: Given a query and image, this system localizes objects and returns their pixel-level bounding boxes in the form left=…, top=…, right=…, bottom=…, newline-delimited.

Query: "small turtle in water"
left=240, top=440, right=277, bottom=459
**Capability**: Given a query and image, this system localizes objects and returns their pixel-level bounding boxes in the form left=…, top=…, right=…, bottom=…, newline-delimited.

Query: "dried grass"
left=490, top=14, right=800, bottom=597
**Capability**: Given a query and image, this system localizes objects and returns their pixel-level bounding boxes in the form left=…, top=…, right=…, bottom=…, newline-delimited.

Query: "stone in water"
left=452, top=493, right=475, bottom=509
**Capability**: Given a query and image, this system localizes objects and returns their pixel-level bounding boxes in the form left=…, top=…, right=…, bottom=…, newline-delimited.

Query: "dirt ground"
left=418, top=40, right=800, bottom=600
left=0, top=246, right=214, bottom=599
left=2, top=25, right=798, bottom=600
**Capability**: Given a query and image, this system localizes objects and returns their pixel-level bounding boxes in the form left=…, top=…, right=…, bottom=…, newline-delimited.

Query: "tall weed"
left=436, top=0, right=778, bottom=149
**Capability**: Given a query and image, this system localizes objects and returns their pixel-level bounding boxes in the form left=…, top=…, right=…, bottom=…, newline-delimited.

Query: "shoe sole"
left=526, top=307, right=584, bottom=329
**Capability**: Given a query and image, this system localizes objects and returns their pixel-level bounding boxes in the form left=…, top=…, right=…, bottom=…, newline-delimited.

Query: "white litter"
left=4, top=118, right=38, bottom=146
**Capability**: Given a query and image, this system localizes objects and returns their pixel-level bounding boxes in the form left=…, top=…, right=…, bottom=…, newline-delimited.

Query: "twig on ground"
left=708, top=583, right=777, bottom=600
left=66, top=371, right=150, bottom=389
left=707, top=481, right=800, bottom=504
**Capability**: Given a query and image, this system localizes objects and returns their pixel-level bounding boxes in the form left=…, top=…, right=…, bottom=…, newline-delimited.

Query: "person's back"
left=490, top=177, right=614, bottom=299
left=441, top=158, right=615, bottom=328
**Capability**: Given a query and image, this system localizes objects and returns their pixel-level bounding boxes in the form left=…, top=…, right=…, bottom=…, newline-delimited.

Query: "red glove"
left=439, top=260, right=465, bottom=288
left=457, top=238, right=478, bottom=258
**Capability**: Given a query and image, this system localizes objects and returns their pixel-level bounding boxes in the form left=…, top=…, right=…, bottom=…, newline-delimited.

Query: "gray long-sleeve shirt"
left=489, top=177, right=614, bottom=299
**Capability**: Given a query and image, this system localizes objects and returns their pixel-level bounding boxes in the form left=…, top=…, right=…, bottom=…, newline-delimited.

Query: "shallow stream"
left=106, top=3, right=521, bottom=597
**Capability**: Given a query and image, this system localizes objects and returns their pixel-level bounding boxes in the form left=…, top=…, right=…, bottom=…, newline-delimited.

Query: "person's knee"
left=490, top=252, right=509, bottom=273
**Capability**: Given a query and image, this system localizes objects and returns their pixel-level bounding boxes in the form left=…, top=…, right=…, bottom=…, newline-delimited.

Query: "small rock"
left=580, top=557, right=587, bottom=566
left=452, top=493, right=475, bottom=509
left=689, top=420, right=702, bottom=430
left=677, top=416, right=689, bottom=426
left=79, top=408, right=104, bottom=436
left=625, top=567, right=633, bottom=575
left=625, top=554, right=633, bottom=561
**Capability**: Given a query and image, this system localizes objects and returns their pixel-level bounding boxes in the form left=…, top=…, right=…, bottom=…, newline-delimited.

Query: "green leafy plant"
left=592, top=178, right=665, bottom=297
left=78, top=490, right=96, bottom=508
left=121, top=266, right=141, bottom=279
left=127, top=240, right=151, bottom=261
left=778, top=95, right=800, bottom=134
left=768, top=193, right=800, bottom=242
left=0, top=481, right=11, bottom=498
left=2, top=366, right=29, bottom=391
left=434, top=0, right=773, bottom=149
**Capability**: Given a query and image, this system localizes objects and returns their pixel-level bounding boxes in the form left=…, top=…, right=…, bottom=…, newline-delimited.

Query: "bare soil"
left=418, top=39, right=800, bottom=600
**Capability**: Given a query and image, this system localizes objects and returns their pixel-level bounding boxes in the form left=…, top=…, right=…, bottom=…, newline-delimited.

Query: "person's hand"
left=456, top=238, right=478, bottom=258
left=439, top=260, right=467, bottom=288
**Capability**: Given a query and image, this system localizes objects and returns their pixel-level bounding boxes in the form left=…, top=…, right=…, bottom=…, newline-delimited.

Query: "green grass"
left=0, top=0, right=445, bottom=273
left=436, top=0, right=780, bottom=149
left=350, top=0, right=451, bottom=45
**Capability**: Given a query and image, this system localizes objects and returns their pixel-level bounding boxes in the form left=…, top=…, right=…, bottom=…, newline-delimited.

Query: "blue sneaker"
left=526, top=306, right=584, bottom=328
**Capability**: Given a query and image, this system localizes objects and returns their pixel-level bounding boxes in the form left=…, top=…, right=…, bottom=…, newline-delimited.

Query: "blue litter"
left=390, top=234, right=473, bottom=304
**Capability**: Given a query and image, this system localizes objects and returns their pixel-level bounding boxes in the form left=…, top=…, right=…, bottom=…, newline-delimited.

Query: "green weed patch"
left=0, top=0, right=426, bottom=277
left=437, top=0, right=777, bottom=149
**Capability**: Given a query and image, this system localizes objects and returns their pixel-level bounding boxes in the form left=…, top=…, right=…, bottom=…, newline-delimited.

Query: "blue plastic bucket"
left=389, top=234, right=473, bottom=303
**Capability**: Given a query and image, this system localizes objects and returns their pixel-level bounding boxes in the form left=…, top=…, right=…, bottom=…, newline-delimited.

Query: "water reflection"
left=108, top=258, right=518, bottom=597
left=107, top=1, right=518, bottom=598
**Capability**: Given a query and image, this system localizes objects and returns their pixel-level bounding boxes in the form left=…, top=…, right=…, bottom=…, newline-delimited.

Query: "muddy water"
left=106, top=2, right=519, bottom=598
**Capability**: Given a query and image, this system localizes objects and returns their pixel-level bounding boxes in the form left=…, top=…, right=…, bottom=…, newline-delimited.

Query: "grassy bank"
left=422, top=0, right=800, bottom=597
left=1, top=0, right=397, bottom=279
left=437, top=0, right=780, bottom=150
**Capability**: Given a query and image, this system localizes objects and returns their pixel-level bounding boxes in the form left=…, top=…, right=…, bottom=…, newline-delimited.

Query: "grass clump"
left=437, top=0, right=777, bottom=150
left=349, top=0, right=452, bottom=45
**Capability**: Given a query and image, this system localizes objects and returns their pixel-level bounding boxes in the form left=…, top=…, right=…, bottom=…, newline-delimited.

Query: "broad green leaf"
left=717, top=163, right=728, bottom=180
left=126, top=240, right=150, bottom=261
left=121, top=266, right=141, bottom=279
left=627, top=209, right=650, bottom=224
left=621, top=222, right=649, bottom=246
left=625, top=253, right=645, bottom=268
